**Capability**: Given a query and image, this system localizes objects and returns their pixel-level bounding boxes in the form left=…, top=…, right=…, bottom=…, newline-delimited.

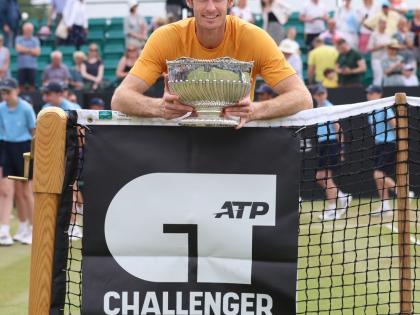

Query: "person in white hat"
left=124, top=0, right=148, bottom=49
left=279, top=39, right=303, bottom=79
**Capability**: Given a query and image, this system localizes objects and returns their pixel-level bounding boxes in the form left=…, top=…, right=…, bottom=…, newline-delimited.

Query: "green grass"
left=1, top=200, right=419, bottom=315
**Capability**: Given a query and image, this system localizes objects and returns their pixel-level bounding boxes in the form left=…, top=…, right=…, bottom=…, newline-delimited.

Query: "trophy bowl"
left=167, top=57, right=254, bottom=126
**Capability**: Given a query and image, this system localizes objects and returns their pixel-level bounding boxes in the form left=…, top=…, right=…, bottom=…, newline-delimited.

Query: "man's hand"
left=223, top=94, right=255, bottom=129
left=161, top=75, right=195, bottom=120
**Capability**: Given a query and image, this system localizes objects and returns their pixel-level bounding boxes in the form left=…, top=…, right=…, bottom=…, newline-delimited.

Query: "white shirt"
left=286, top=53, right=303, bottom=79
left=300, top=1, right=327, bottom=34
left=367, top=31, right=391, bottom=60
left=357, top=3, right=381, bottom=34
left=63, top=0, right=88, bottom=29
left=402, top=74, right=419, bottom=86
left=230, top=6, right=253, bottom=23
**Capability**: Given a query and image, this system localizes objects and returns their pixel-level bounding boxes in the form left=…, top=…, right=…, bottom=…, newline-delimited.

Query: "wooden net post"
left=395, top=93, right=412, bottom=315
left=28, top=108, right=67, bottom=315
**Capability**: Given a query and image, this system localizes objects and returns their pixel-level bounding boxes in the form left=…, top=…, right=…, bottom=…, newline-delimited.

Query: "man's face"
left=0, top=89, right=18, bottom=104
left=367, top=92, right=381, bottom=101
left=314, top=92, right=327, bottom=104
left=188, top=0, right=233, bottom=31
left=52, top=54, right=62, bottom=67
left=43, top=91, right=62, bottom=105
left=337, top=43, right=349, bottom=54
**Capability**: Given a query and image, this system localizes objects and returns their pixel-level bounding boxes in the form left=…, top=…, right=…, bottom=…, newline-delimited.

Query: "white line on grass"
left=384, top=223, right=420, bottom=246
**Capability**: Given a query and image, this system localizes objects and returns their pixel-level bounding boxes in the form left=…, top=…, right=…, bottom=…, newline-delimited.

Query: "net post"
left=395, top=93, right=412, bottom=315
left=28, top=108, right=68, bottom=315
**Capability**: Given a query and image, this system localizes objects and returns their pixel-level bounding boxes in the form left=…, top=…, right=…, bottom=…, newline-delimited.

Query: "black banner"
left=82, top=126, right=300, bottom=315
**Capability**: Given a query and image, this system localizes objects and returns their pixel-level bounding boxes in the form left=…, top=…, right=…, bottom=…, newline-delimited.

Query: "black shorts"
left=3, top=140, right=31, bottom=178
left=374, top=142, right=396, bottom=175
left=0, top=140, right=4, bottom=167
left=17, top=68, right=36, bottom=87
left=318, top=140, right=341, bottom=169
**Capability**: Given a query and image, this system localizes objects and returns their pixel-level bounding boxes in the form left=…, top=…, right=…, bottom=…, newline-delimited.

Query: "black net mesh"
left=59, top=104, right=419, bottom=314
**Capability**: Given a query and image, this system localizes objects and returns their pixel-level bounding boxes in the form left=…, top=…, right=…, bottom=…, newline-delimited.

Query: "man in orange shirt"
left=111, top=0, right=312, bottom=128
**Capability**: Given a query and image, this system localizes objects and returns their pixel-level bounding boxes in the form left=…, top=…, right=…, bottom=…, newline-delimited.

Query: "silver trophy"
left=167, top=57, right=254, bottom=126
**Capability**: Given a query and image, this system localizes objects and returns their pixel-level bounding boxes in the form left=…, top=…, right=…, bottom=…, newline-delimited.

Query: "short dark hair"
left=337, top=38, right=347, bottom=46
left=323, top=68, right=335, bottom=77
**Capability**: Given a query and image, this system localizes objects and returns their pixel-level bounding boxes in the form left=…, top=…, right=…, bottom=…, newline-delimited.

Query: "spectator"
left=393, top=17, right=415, bottom=66
left=357, top=0, right=380, bottom=53
left=336, top=38, right=366, bottom=87
left=69, top=50, right=85, bottom=90
left=390, top=0, right=408, bottom=15
left=42, top=81, right=81, bottom=110
left=322, top=68, right=338, bottom=88
left=279, top=39, right=303, bottom=79
left=42, top=50, right=71, bottom=86
left=0, top=35, right=10, bottom=80
left=48, top=0, right=68, bottom=27
left=166, top=0, right=185, bottom=22
left=63, top=0, right=88, bottom=50
left=88, top=97, right=105, bottom=110
left=307, top=37, right=338, bottom=84
left=116, top=45, right=139, bottom=84
left=319, top=18, right=344, bottom=46
left=66, top=89, right=79, bottom=103
left=367, top=18, right=391, bottom=85
left=255, top=83, right=277, bottom=101
left=80, top=43, right=104, bottom=91
left=281, top=27, right=300, bottom=53
left=364, top=0, right=400, bottom=37
left=0, top=0, right=20, bottom=48
left=15, top=22, right=41, bottom=92
left=299, top=0, right=328, bottom=49
left=334, top=0, right=360, bottom=49
left=231, top=0, right=254, bottom=24
left=261, top=0, right=291, bottom=45
left=401, top=63, right=419, bottom=86
left=410, top=7, right=420, bottom=67
left=151, top=16, right=169, bottom=32
left=381, top=40, right=404, bottom=86
left=124, top=0, right=148, bottom=50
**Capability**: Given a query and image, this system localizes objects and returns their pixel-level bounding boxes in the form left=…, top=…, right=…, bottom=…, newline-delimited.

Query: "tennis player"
left=313, top=85, right=352, bottom=221
left=111, top=0, right=312, bottom=127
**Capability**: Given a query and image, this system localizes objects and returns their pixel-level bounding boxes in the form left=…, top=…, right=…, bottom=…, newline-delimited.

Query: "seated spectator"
left=299, top=0, right=328, bottom=49
left=0, top=35, right=10, bottom=80
left=364, top=0, right=400, bottom=37
left=281, top=27, right=300, bottom=53
left=116, top=45, right=140, bottom=84
left=151, top=16, right=169, bottom=32
left=125, top=0, right=148, bottom=49
left=42, top=51, right=71, bottom=86
left=69, top=51, right=85, bottom=90
left=66, top=89, right=79, bottom=104
left=41, top=81, right=81, bottom=110
left=279, top=39, right=303, bottom=79
left=411, top=6, right=420, bottom=67
left=255, top=83, right=277, bottom=101
left=63, top=0, right=88, bottom=50
left=322, top=68, right=338, bottom=88
left=381, top=40, right=404, bottom=86
left=15, top=22, right=41, bottom=92
left=261, top=0, right=291, bottom=45
left=336, top=38, right=366, bottom=87
left=357, top=0, right=381, bottom=53
left=231, top=0, right=254, bottom=23
left=88, top=97, right=105, bottom=110
left=393, top=17, right=415, bottom=65
left=335, top=0, right=360, bottom=49
left=402, top=64, right=419, bottom=86
left=80, top=43, right=104, bottom=91
left=307, top=37, right=339, bottom=84
left=319, top=19, right=344, bottom=46
left=367, top=18, right=391, bottom=85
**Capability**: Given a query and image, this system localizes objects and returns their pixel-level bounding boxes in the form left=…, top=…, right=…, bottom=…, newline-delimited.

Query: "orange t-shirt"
left=130, top=15, right=296, bottom=98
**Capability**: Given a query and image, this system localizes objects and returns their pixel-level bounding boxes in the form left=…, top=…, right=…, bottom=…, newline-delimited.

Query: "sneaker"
left=13, top=230, right=28, bottom=243
left=319, top=209, right=338, bottom=221
left=409, top=191, right=415, bottom=199
left=21, top=231, right=32, bottom=245
left=336, top=194, right=352, bottom=219
left=69, top=225, right=83, bottom=241
left=0, top=233, right=14, bottom=246
left=371, top=202, right=393, bottom=217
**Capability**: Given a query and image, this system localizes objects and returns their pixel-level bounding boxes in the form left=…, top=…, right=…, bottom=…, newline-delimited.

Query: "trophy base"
left=179, top=117, right=238, bottom=127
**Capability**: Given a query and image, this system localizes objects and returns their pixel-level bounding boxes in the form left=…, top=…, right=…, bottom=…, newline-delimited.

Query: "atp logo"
left=105, top=173, right=276, bottom=284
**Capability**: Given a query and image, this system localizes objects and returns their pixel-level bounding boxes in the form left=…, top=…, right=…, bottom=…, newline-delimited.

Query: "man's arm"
left=224, top=74, right=313, bottom=128
left=111, top=74, right=194, bottom=119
